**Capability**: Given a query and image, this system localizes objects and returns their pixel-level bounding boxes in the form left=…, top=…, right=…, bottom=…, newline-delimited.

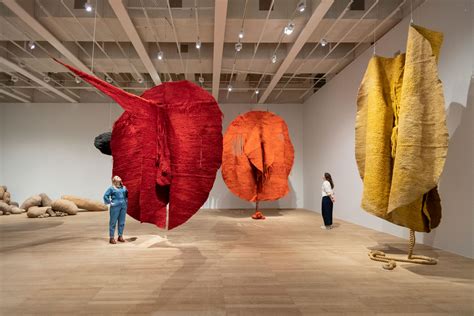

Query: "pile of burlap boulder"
left=0, top=186, right=108, bottom=219
left=25, top=194, right=108, bottom=218
left=0, top=185, right=24, bottom=215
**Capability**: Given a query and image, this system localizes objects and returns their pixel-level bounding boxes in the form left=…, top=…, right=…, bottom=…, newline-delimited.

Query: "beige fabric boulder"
left=0, top=186, right=4, bottom=200
left=27, top=206, right=51, bottom=218
left=61, top=195, right=107, bottom=212
left=10, top=207, right=25, bottom=214
left=52, top=199, right=78, bottom=215
left=39, top=193, right=53, bottom=207
left=3, top=191, right=11, bottom=204
left=0, top=201, right=10, bottom=212
left=20, top=195, right=42, bottom=211
left=0, top=201, right=11, bottom=213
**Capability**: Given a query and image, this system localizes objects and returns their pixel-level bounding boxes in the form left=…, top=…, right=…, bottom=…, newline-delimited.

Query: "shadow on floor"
left=0, top=236, right=76, bottom=253
left=0, top=220, right=64, bottom=233
left=210, top=208, right=297, bottom=218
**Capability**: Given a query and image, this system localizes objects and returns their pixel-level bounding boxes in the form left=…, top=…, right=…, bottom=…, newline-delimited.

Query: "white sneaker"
left=320, top=225, right=328, bottom=230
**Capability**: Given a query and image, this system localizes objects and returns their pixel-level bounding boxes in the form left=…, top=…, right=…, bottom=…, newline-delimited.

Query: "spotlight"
left=43, top=76, right=51, bottom=83
left=106, top=76, right=113, bottom=83
left=198, top=76, right=204, bottom=84
left=11, top=75, right=19, bottom=83
left=196, top=38, right=201, bottom=49
left=75, top=76, right=82, bottom=84
left=157, top=51, right=164, bottom=60
left=284, top=22, right=295, bottom=35
left=255, top=89, right=259, bottom=95
left=297, top=0, right=306, bottom=12
left=235, top=42, right=242, bottom=52
left=271, top=54, right=277, bottom=64
left=227, top=84, right=232, bottom=92
left=320, top=38, right=328, bottom=47
left=84, top=1, right=93, bottom=12
left=137, top=77, right=144, bottom=84
left=18, top=61, right=26, bottom=68
left=238, top=30, right=244, bottom=39
left=28, top=40, right=36, bottom=50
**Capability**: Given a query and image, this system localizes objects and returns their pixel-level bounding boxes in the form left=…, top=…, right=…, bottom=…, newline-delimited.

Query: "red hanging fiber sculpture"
left=55, top=59, right=222, bottom=229
left=222, top=111, right=294, bottom=218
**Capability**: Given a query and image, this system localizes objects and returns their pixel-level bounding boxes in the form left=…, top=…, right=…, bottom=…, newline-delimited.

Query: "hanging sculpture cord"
left=222, top=111, right=294, bottom=218
left=356, top=25, right=448, bottom=268
left=55, top=59, right=222, bottom=230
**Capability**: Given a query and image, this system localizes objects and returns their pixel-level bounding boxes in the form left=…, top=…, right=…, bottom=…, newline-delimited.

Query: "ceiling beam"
left=212, top=0, right=228, bottom=99
left=108, top=0, right=161, bottom=85
left=0, top=88, right=30, bottom=103
left=2, top=0, right=92, bottom=75
left=258, top=0, right=334, bottom=103
left=0, top=57, right=77, bottom=102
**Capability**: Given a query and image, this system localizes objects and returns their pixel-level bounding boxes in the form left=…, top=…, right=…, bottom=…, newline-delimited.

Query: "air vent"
left=350, top=0, right=365, bottom=11
left=179, top=44, right=189, bottom=53
left=169, top=0, right=183, bottom=8
left=259, top=0, right=274, bottom=11
left=313, top=73, right=326, bottom=92
left=74, top=0, right=87, bottom=9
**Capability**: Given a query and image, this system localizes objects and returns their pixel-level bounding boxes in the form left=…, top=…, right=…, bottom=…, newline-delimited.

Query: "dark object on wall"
left=94, top=132, right=112, bottom=156
left=55, top=58, right=223, bottom=230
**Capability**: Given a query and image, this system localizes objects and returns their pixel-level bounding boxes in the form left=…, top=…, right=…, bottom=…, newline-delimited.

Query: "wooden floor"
left=0, top=209, right=472, bottom=315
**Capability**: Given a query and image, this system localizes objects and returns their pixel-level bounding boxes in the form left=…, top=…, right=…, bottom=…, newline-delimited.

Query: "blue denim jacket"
left=103, top=186, right=128, bottom=206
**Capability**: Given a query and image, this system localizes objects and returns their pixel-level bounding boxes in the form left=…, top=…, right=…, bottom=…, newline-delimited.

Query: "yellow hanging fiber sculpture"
left=356, top=24, right=448, bottom=233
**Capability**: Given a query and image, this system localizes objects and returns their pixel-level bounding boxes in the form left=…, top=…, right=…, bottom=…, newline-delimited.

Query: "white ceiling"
left=0, top=0, right=422, bottom=104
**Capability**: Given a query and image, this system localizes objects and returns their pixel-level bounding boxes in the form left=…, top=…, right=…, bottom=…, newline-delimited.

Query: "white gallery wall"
left=0, top=102, right=304, bottom=209
left=303, top=0, right=473, bottom=257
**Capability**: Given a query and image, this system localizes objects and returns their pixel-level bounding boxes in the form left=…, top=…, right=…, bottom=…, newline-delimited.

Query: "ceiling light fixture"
left=43, top=76, right=51, bottom=83
left=297, top=0, right=306, bottom=12
left=157, top=51, right=164, bottom=60
left=18, top=61, right=26, bottom=68
left=84, top=1, right=93, bottom=12
left=238, top=30, right=244, bottom=39
left=235, top=42, right=242, bottom=52
left=255, top=89, right=259, bottom=95
left=271, top=54, right=277, bottom=64
left=284, top=22, right=295, bottom=35
left=196, top=38, right=201, bottom=49
left=227, top=84, right=232, bottom=92
left=137, top=77, right=144, bottom=84
left=28, top=40, right=36, bottom=50
left=11, top=75, right=19, bottom=83
left=199, top=76, right=204, bottom=84
left=320, top=38, right=328, bottom=47
left=75, top=76, right=82, bottom=84
left=106, top=76, right=113, bottom=83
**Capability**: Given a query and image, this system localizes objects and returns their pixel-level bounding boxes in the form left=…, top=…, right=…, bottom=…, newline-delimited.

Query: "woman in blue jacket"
left=103, top=175, right=128, bottom=244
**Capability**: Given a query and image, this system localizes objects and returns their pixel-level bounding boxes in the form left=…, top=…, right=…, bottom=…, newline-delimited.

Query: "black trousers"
left=321, top=196, right=333, bottom=226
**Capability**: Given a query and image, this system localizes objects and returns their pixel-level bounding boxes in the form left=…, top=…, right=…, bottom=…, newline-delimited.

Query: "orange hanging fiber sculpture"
left=222, top=111, right=294, bottom=219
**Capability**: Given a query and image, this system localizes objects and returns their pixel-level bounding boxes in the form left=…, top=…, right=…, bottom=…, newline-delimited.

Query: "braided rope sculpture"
left=356, top=25, right=448, bottom=267
left=56, top=60, right=223, bottom=229
left=222, top=111, right=294, bottom=218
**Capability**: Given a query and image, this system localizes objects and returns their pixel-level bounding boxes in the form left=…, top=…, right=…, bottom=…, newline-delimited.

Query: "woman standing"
left=321, top=172, right=335, bottom=230
left=103, top=176, right=128, bottom=244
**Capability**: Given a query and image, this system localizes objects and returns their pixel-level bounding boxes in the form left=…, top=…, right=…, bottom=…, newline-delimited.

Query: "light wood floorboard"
left=0, top=209, right=472, bottom=315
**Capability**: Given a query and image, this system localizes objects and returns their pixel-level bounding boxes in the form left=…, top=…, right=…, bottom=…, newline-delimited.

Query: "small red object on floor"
left=252, top=211, right=265, bottom=220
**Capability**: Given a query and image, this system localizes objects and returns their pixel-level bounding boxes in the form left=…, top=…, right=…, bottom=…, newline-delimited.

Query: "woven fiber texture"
left=55, top=60, right=222, bottom=230
left=355, top=25, right=448, bottom=232
left=222, top=111, right=294, bottom=202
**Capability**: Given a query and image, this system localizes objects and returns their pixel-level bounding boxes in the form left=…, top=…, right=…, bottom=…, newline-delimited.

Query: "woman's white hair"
left=112, top=175, right=122, bottom=186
